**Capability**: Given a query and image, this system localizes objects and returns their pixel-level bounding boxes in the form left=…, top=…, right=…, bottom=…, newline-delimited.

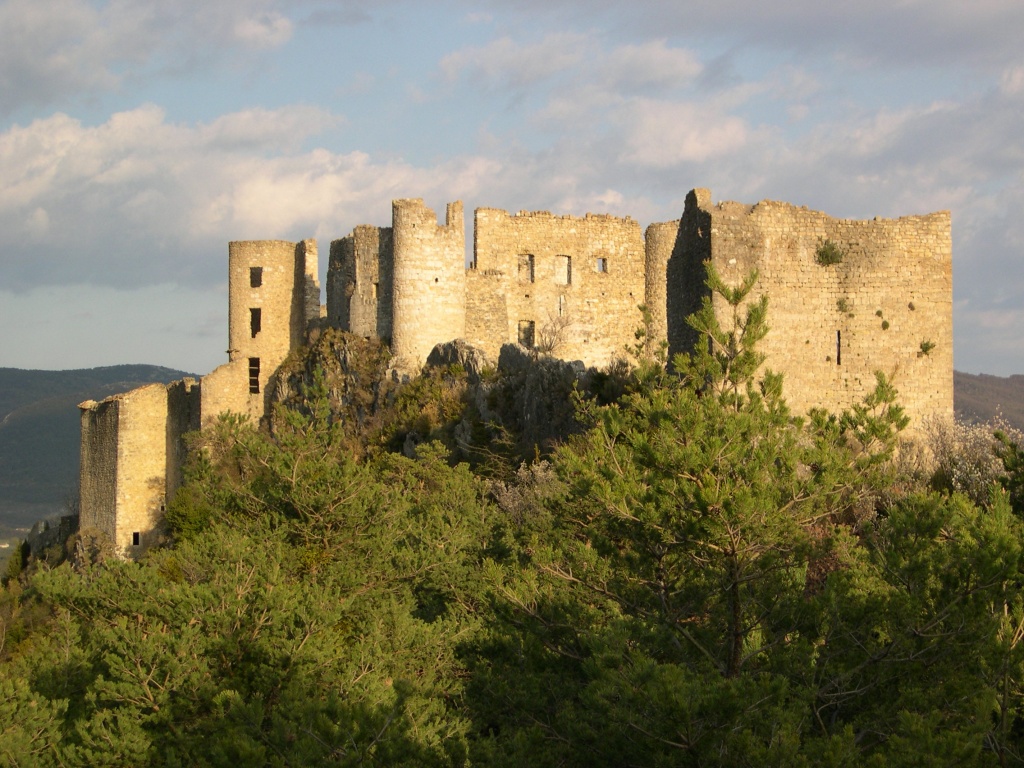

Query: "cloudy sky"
left=1, top=0, right=1022, bottom=376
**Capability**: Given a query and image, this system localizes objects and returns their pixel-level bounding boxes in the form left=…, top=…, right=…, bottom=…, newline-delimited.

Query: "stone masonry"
left=201, top=238, right=321, bottom=424
left=79, top=379, right=199, bottom=554
left=79, top=239, right=320, bottom=557
left=465, top=207, right=646, bottom=366
left=668, top=189, right=953, bottom=423
left=78, top=188, right=954, bottom=557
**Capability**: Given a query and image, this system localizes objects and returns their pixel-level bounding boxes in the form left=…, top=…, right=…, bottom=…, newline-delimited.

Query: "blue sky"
left=1, top=0, right=1023, bottom=375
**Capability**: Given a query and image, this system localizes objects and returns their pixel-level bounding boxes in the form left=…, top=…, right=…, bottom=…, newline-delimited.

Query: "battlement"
left=477, top=207, right=636, bottom=223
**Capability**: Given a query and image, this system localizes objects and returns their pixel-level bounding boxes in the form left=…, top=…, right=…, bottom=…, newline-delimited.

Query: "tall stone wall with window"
left=465, top=208, right=646, bottom=367
left=391, top=199, right=466, bottom=369
left=80, top=236, right=317, bottom=559
left=202, top=238, right=320, bottom=424
left=79, top=188, right=953, bottom=560
left=667, top=189, right=953, bottom=429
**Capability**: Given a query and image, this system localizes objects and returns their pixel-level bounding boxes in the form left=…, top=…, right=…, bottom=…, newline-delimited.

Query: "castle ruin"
left=78, top=188, right=953, bottom=557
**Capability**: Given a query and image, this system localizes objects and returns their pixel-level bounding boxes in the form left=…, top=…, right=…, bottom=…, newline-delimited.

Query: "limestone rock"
left=425, top=339, right=493, bottom=383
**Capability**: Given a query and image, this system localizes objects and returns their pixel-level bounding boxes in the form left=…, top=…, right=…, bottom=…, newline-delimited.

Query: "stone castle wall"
left=79, top=383, right=188, bottom=555
left=391, top=199, right=466, bottom=367
left=81, top=238, right=319, bottom=557
left=79, top=395, right=119, bottom=546
left=165, top=378, right=201, bottom=504
left=465, top=208, right=646, bottom=367
left=643, top=219, right=680, bottom=352
left=79, top=187, right=954, bottom=558
left=669, top=190, right=953, bottom=428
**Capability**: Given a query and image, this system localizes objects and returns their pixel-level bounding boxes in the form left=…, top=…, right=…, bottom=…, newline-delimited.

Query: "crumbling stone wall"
left=78, top=187, right=954, bottom=560
left=466, top=208, right=646, bottom=367
left=80, top=237, right=318, bottom=558
left=332, top=202, right=647, bottom=370
left=165, top=378, right=200, bottom=504
left=644, top=219, right=681, bottom=352
left=327, top=225, right=393, bottom=341
left=78, top=394, right=119, bottom=547
left=668, top=189, right=953, bottom=429
left=665, top=188, right=713, bottom=358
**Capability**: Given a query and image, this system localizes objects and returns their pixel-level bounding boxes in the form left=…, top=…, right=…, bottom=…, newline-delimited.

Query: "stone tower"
left=201, top=238, right=320, bottom=423
left=77, top=238, right=320, bottom=558
left=390, top=199, right=466, bottom=369
left=643, top=218, right=681, bottom=351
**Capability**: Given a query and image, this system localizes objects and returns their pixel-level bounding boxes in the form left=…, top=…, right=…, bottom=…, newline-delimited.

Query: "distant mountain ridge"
left=0, top=365, right=194, bottom=531
left=954, top=370, right=1024, bottom=430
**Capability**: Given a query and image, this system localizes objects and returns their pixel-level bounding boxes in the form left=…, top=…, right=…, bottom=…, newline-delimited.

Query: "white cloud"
left=0, top=0, right=120, bottom=113
left=1000, top=66, right=1024, bottom=95
left=441, top=33, right=703, bottom=98
left=439, top=33, right=590, bottom=89
left=599, top=40, right=702, bottom=88
left=620, top=99, right=749, bottom=165
left=199, top=106, right=342, bottom=151
left=233, top=11, right=294, bottom=48
left=467, top=0, right=1024, bottom=71
left=0, top=0, right=340, bottom=114
left=0, top=104, right=513, bottom=293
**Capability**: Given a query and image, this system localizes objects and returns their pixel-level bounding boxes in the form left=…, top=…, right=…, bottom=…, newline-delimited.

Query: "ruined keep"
left=78, top=188, right=953, bottom=557
left=329, top=199, right=650, bottom=369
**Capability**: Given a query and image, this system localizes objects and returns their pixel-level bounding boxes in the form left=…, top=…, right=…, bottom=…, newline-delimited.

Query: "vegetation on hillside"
left=2, top=270, right=1024, bottom=765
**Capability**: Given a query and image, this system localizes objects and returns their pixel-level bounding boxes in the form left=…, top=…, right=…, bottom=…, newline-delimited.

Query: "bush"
left=815, top=238, right=845, bottom=266
left=924, top=415, right=1024, bottom=504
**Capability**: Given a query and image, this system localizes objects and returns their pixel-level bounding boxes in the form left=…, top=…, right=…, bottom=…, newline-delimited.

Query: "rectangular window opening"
left=518, top=320, right=536, bottom=349
left=248, top=357, right=261, bottom=394
left=132, top=531, right=141, bottom=546
left=595, top=257, right=608, bottom=273
left=250, top=266, right=263, bottom=288
left=250, top=307, right=261, bottom=338
left=372, top=282, right=379, bottom=299
left=555, top=255, right=571, bottom=285
left=518, top=254, right=535, bottom=283
left=558, top=295, right=567, bottom=317
left=836, top=330, right=841, bottom=366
